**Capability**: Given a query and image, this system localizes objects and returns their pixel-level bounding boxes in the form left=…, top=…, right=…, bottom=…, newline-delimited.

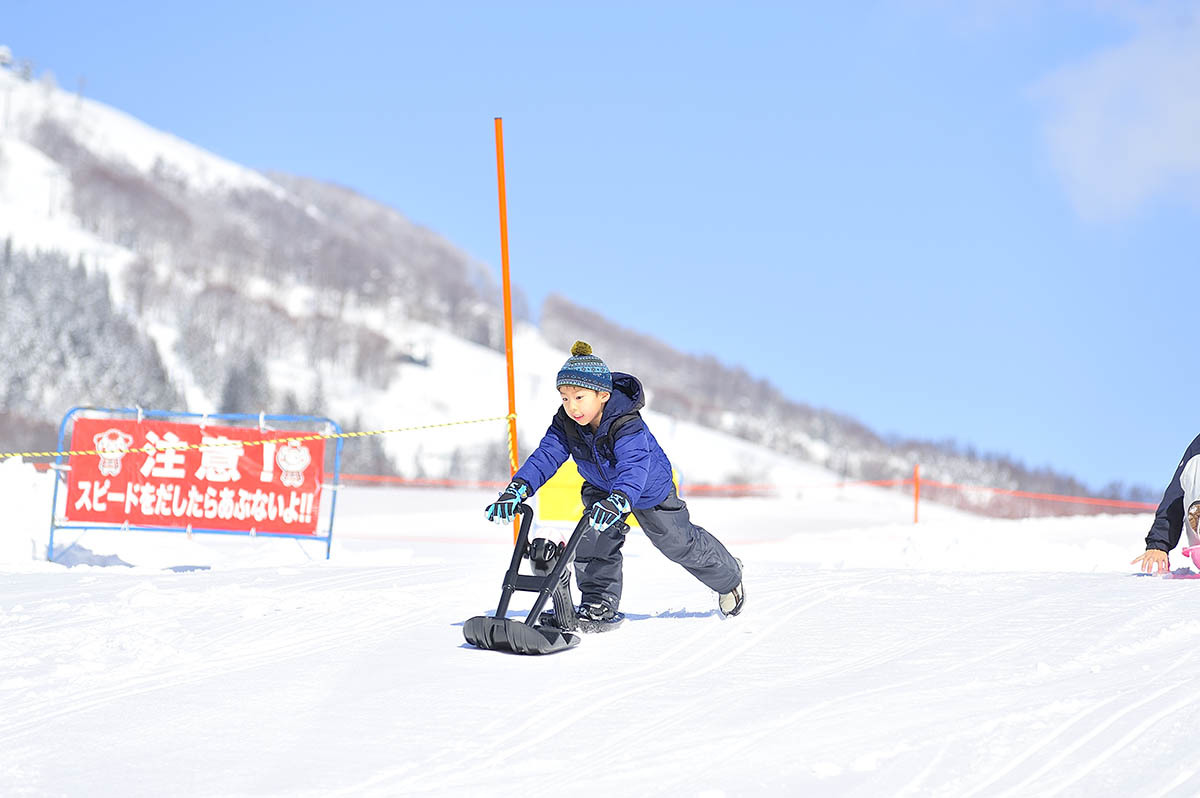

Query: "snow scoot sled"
left=1168, top=508, right=1200, bottom=578
left=463, top=504, right=621, bottom=654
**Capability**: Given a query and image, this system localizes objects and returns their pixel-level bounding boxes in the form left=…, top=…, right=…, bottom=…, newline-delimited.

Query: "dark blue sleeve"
left=512, top=416, right=570, bottom=495
left=609, top=423, right=650, bottom=503
left=1146, top=433, right=1200, bottom=552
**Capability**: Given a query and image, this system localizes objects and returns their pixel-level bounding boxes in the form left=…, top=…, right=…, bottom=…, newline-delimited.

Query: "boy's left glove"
left=588, top=491, right=631, bottom=535
left=485, top=479, right=529, bottom=524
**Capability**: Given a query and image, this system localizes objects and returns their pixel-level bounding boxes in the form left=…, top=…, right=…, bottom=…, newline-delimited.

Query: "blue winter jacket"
left=513, top=372, right=674, bottom=509
left=1146, top=432, right=1200, bottom=552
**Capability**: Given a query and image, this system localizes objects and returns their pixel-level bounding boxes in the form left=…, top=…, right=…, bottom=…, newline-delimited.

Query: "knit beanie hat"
left=556, top=341, right=612, bottom=393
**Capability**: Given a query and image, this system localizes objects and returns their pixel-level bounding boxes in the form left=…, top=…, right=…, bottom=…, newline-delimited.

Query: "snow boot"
left=718, top=559, right=745, bottom=618
left=543, top=601, right=625, bottom=633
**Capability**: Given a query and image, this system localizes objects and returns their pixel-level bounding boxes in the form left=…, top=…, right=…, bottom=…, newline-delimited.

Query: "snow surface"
left=1, top=458, right=1186, bottom=797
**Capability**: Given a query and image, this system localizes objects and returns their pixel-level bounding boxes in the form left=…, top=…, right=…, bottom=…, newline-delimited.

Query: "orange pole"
left=913, top=464, right=920, bottom=524
left=494, top=118, right=520, bottom=541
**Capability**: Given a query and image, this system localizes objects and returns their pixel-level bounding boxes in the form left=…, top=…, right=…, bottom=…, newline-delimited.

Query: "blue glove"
left=588, top=491, right=631, bottom=535
left=485, top=479, right=529, bottom=524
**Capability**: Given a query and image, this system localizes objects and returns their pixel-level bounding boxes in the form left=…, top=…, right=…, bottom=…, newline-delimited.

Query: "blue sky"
left=5, top=1, right=1199, bottom=494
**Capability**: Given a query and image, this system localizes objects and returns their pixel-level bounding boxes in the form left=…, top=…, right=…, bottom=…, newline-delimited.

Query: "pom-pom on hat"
left=556, top=341, right=612, bottom=393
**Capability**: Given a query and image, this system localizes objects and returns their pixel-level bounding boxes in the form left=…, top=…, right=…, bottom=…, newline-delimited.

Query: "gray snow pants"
left=574, top=482, right=742, bottom=611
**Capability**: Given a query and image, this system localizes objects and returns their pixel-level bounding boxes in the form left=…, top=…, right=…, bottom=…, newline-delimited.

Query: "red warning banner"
left=64, top=418, right=325, bottom=535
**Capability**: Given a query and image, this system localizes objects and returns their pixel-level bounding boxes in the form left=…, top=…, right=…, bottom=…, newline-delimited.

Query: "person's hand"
left=1131, top=549, right=1169, bottom=574
left=588, top=492, right=631, bottom=535
left=485, top=479, right=528, bottom=524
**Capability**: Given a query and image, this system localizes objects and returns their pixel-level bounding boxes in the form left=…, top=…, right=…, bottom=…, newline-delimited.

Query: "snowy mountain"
left=0, top=63, right=1152, bottom=511
left=0, top=65, right=514, bottom=478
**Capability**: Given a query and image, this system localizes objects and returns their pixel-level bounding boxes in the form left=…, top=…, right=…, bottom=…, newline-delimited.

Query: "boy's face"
left=559, top=385, right=610, bottom=428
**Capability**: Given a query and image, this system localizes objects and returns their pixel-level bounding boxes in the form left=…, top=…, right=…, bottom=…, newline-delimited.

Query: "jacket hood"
left=596, top=372, right=644, bottom=434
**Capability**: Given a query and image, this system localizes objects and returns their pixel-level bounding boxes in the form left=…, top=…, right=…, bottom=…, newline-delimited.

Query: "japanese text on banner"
left=64, top=418, right=325, bottom=535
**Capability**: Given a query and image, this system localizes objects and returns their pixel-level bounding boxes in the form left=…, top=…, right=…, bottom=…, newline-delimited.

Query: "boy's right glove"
left=485, top=479, right=529, bottom=524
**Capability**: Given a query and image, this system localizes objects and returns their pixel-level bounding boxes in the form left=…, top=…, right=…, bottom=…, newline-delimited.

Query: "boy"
left=485, top=341, right=745, bottom=624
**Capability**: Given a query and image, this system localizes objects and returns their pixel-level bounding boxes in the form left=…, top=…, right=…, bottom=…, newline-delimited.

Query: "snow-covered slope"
left=0, top=67, right=513, bottom=470
left=1, top=65, right=1145, bottom=509
left=349, top=320, right=855, bottom=487
left=0, top=459, right=1173, bottom=797
left=0, top=135, right=130, bottom=270
left=2, top=69, right=279, bottom=196
left=0, top=67, right=277, bottom=295
left=0, top=64, right=858, bottom=507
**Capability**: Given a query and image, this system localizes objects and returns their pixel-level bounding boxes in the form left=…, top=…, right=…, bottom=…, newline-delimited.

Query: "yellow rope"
left=0, top=414, right=517, bottom=460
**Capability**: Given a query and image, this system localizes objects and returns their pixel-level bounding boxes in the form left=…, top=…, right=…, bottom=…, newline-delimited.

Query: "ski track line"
left=176, top=566, right=467, bottom=653
left=988, top=649, right=1200, bottom=797
left=0, top=619, right=416, bottom=746
left=244, top=564, right=462, bottom=595
left=516, top=572, right=868, bottom=722
left=815, top=588, right=1173, bottom=727
left=538, top=573, right=1058, bottom=792
left=640, top=621, right=1021, bottom=790
left=0, top=567, right=448, bottom=662
left=635, top=585, right=1194, bottom=795
left=0, top=609, right=146, bottom=642
left=391, top=574, right=895, bottom=794
left=199, top=594, right=419, bottom=658
left=957, top=589, right=1175, bottom=682
left=0, top=592, right=119, bottom=639
left=942, top=589, right=1176, bottom=678
left=0, top=609, right=403, bottom=737
left=346, top=572, right=873, bottom=795
left=644, top=589, right=1152, bottom=792
left=590, top=572, right=961, bottom=794
left=0, top=602, right=427, bottom=745
left=774, top=590, right=1179, bottom=791
left=0, top=565, right=471, bottom=740
left=1026, top=662, right=1200, bottom=796
left=793, top=584, right=1171, bottom=721
left=0, top=565, right=457, bottom=642
left=1146, top=765, right=1200, bottom=798
left=777, top=590, right=1057, bottom=692
left=958, top=695, right=1128, bottom=798
left=895, top=742, right=952, bottom=798
left=200, top=571, right=470, bottom=650
left=466, top=570, right=864, bottom=742
left=958, top=594, right=1197, bottom=797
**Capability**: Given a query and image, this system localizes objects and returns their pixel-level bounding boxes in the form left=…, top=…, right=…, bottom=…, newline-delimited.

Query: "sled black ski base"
left=463, top=506, right=593, bottom=655
left=462, top=616, right=579, bottom=654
